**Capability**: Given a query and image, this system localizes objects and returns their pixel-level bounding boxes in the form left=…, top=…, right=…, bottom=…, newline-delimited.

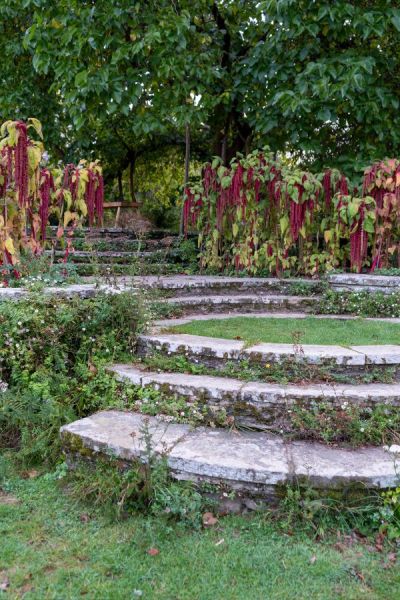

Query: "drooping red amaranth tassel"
left=14, top=121, right=29, bottom=208
left=38, top=168, right=55, bottom=240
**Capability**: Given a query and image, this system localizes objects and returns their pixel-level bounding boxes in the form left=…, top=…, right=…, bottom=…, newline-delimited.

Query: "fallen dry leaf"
left=79, top=513, right=90, bottom=523
left=202, top=512, right=218, bottom=527
left=0, top=574, right=10, bottom=591
left=309, top=555, right=317, bottom=565
left=0, top=490, right=19, bottom=505
left=215, top=538, right=225, bottom=547
left=147, top=548, right=160, bottom=556
left=21, top=469, right=39, bottom=479
left=375, top=531, right=386, bottom=553
left=382, top=552, right=397, bottom=569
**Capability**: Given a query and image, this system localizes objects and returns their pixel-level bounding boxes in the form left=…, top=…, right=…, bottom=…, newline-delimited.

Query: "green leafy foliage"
left=185, top=148, right=400, bottom=275
left=2, top=0, right=399, bottom=190
left=0, top=292, right=142, bottom=463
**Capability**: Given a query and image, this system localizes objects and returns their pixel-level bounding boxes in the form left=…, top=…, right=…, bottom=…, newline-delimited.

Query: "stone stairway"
left=44, top=227, right=186, bottom=275
left=138, top=274, right=321, bottom=316
left=60, top=274, right=400, bottom=506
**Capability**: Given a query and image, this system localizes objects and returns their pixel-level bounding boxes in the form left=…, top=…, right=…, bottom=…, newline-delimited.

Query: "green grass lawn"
left=1, top=460, right=399, bottom=600
left=171, top=316, right=400, bottom=346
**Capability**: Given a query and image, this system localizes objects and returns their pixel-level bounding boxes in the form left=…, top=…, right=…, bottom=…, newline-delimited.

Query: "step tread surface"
left=110, top=364, right=400, bottom=403
left=138, top=333, right=400, bottom=365
left=61, top=410, right=399, bottom=489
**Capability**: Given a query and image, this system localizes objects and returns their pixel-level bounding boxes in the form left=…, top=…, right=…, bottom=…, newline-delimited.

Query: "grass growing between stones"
left=171, top=316, right=400, bottom=346
left=1, top=458, right=400, bottom=600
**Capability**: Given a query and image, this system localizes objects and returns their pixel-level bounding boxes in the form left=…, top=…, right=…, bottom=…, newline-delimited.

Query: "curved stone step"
left=137, top=333, right=400, bottom=374
left=328, top=273, right=400, bottom=294
left=61, top=411, right=399, bottom=501
left=131, top=275, right=320, bottom=297
left=110, top=364, right=400, bottom=429
left=166, top=294, right=317, bottom=314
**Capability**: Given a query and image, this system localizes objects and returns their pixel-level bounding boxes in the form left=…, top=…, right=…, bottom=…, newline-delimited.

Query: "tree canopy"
left=1, top=0, right=400, bottom=183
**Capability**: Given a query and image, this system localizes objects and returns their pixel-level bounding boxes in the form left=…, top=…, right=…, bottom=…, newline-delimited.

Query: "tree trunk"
left=129, top=156, right=135, bottom=202
left=117, top=171, right=123, bottom=200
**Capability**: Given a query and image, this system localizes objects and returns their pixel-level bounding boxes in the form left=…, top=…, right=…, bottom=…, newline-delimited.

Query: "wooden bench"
left=103, top=201, right=141, bottom=227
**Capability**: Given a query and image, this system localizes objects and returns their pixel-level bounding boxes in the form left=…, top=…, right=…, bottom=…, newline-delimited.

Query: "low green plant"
left=278, top=484, right=383, bottom=538
left=0, top=291, right=144, bottom=464
left=318, top=290, right=400, bottom=318
left=66, top=419, right=210, bottom=527
left=378, top=487, right=400, bottom=540
left=1, top=252, right=79, bottom=289
left=286, top=402, right=400, bottom=447
left=141, top=353, right=396, bottom=386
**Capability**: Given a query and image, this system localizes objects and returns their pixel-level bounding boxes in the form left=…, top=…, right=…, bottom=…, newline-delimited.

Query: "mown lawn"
left=172, top=316, right=400, bottom=346
left=1, top=460, right=399, bottom=600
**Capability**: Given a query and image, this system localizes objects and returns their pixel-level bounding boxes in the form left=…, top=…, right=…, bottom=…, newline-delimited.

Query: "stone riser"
left=328, top=274, right=400, bottom=295
left=137, top=335, right=400, bottom=380
left=135, top=276, right=320, bottom=297
left=110, top=365, right=400, bottom=431
left=47, top=251, right=177, bottom=264
left=60, top=411, right=400, bottom=504
left=166, top=295, right=317, bottom=315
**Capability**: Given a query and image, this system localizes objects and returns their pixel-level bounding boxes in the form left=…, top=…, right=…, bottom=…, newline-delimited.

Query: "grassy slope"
left=1, top=465, right=399, bottom=600
left=172, top=317, right=400, bottom=346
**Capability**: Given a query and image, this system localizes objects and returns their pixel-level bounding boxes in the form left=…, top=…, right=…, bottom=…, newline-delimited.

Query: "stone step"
left=47, top=250, right=176, bottom=264
left=60, top=411, right=399, bottom=503
left=110, top=364, right=400, bottom=429
left=45, top=227, right=175, bottom=240
left=166, top=294, right=317, bottom=314
left=75, top=263, right=182, bottom=276
left=47, top=238, right=180, bottom=253
left=328, top=273, right=400, bottom=294
left=129, top=275, right=320, bottom=297
left=137, top=333, right=400, bottom=374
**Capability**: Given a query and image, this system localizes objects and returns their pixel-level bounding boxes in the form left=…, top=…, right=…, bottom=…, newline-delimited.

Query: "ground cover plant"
left=318, top=291, right=400, bottom=318
left=184, top=150, right=400, bottom=275
left=0, top=291, right=144, bottom=464
left=170, top=316, right=400, bottom=346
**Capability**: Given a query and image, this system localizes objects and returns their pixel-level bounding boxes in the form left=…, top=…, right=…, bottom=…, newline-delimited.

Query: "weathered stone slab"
left=328, top=273, right=400, bottom=294
left=166, top=294, right=317, bottom=314
left=0, top=283, right=98, bottom=302
left=243, top=342, right=365, bottom=366
left=138, top=333, right=245, bottom=360
left=138, top=333, right=400, bottom=371
left=329, top=274, right=400, bottom=288
left=350, top=345, right=400, bottom=365
left=61, top=410, right=399, bottom=493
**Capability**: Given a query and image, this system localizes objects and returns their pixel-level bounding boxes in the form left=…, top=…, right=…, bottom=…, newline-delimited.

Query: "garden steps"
left=110, top=364, right=400, bottom=429
left=60, top=410, right=400, bottom=500
left=130, top=275, right=319, bottom=296
left=47, top=250, right=176, bottom=264
left=136, top=332, right=400, bottom=372
left=165, top=294, right=318, bottom=315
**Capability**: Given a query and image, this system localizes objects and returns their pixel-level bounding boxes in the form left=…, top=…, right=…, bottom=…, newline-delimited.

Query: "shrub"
left=0, top=291, right=144, bottom=463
